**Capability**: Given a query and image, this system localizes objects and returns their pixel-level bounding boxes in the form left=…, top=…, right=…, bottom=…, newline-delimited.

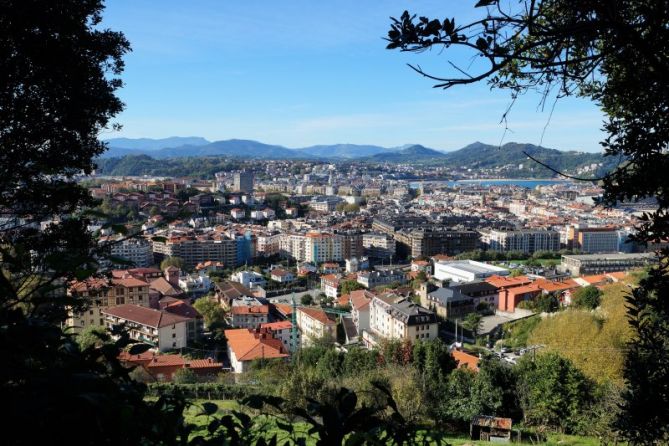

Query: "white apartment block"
left=368, top=296, right=438, bottom=344
left=105, top=237, right=153, bottom=267
left=102, top=304, right=191, bottom=352
left=482, top=229, right=560, bottom=253
left=279, top=232, right=344, bottom=263
left=296, top=307, right=337, bottom=345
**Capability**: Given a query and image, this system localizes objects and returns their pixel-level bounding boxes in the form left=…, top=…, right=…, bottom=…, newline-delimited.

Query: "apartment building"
left=356, top=269, right=407, bottom=289
left=152, top=234, right=238, bottom=269
left=367, top=295, right=438, bottom=345
left=395, top=228, right=480, bottom=258
left=362, top=232, right=396, bottom=260
left=561, top=253, right=656, bottom=276
left=305, top=232, right=344, bottom=263
left=67, top=276, right=150, bottom=333
left=102, top=304, right=193, bottom=352
left=481, top=229, right=560, bottom=253
left=296, top=307, right=337, bottom=345
left=229, top=297, right=269, bottom=329
left=101, top=236, right=153, bottom=267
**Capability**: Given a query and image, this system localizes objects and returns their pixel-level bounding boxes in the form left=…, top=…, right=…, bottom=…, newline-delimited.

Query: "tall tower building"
left=233, top=170, right=254, bottom=193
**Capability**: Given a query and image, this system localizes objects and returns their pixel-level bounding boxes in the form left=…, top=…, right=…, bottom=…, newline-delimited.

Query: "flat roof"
left=436, top=260, right=507, bottom=274
left=562, top=253, right=655, bottom=261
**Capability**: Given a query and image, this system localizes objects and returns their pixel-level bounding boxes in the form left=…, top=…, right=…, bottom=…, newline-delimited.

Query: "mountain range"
left=99, top=137, right=615, bottom=176
left=102, top=138, right=401, bottom=159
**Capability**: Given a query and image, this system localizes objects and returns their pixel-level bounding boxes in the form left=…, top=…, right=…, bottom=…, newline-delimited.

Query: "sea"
left=409, top=179, right=568, bottom=189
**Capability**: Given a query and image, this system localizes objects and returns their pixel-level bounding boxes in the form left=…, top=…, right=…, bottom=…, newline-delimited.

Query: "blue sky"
left=102, top=1, right=606, bottom=152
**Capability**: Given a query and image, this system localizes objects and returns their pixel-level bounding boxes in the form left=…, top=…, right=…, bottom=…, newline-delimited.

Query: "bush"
left=572, top=286, right=602, bottom=310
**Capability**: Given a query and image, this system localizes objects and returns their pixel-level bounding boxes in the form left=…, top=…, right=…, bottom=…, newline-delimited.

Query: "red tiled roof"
left=533, top=278, right=579, bottom=293
left=485, top=275, right=532, bottom=289
left=452, top=349, right=480, bottom=372
left=230, top=305, right=269, bottom=315
left=102, top=304, right=193, bottom=328
left=298, top=307, right=336, bottom=326
left=580, top=274, right=610, bottom=285
left=224, top=328, right=288, bottom=361
left=260, top=320, right=292, bottom=331
left=349, top=289, right=373, bottom=311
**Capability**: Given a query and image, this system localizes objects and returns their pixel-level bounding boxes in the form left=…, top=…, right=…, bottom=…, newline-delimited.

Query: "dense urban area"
left=4, top=1, right=669, bottom=444
left=54, top=154, right=658, bottom=443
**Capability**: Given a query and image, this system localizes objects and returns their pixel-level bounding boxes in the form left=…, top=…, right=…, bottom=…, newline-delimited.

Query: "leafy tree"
left=193, top=297, right=226, bottom=328
left=160, top=256, right=184, bottom=270
left=342, top=347, right=379, bottom=375
left=572, top=286, right=602, bottom=310
left=386, top=2, right=669, bottom=440
left=535, top=293, right=560, bottom=313
left=340, top=279, right=364, bottom=295
left=173, top=367, right=198, bottom=384
left=516, top=353, right=593, bottom=433
left=462, top=312, right=483, bottom=338
left=300, top=293, right=314, bottom=306
left=443, top=367, right=479, bottom=425
left=315, top=348, right=343, bottom=379
left=76, top=325, right=110, bottom=350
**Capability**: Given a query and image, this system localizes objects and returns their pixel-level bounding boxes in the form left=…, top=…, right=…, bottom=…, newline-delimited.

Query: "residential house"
left=67, top=276, right=150, bottom=333
left=366, top=295, right=438, bottom=346
left=296, top=307, right=337, bottom=345
left=229, top=297, right=269, bottom=329
left=270, top=268, right=295, bottom=283
left=225, top=328, right=289, bottom=373
left=260, top=320, right=300, bottom=352
left=119, top=351, right=223, bottom=382
left=320, top=274, right=341, bottom=299
left=102, top=304, right=195, bottom=351
left=356, top=269, right=406, bottom=289
left=231, top=270, right=267, bottom=289
left=214, top=281, right=255, bottom=309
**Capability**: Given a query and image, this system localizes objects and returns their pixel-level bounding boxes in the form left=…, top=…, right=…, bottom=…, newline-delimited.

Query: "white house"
left=270, top=268, right=295, bottom=283
left=225, top=328, right=288, bottom=373
left=102, top=304, right=193, bottom=352
left=231, top=270, right=267, bottom=289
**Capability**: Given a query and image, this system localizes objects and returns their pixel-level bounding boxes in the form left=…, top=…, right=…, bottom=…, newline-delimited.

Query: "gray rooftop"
left=562, top=253, right=655, bottom=261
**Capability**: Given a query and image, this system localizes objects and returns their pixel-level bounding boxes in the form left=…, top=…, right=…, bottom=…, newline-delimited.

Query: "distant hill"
left=367, top=144, right=447, bottom=162
left=99, top=137, right=409, bottom=160
left=296, top=144, right=394, bottom=158
left=96, top=137, right=618, bottom=178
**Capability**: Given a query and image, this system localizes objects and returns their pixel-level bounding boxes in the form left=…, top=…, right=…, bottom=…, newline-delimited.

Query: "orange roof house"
left=498, top=284, right=542, bottom=313
left=119, top=351, right=223, bottom=381
left=224, top=328, right=288, bottom=373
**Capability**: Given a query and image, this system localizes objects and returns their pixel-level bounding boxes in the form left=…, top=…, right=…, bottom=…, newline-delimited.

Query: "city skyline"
left=102, top=1, right=607, bottom=152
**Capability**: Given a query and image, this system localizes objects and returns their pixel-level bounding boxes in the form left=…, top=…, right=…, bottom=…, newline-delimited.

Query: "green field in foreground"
left=179, top=399, right=601, bottom=446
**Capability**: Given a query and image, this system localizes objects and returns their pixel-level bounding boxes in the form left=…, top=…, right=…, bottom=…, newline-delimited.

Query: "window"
left=172, top=333, right=176, bottom=338
left=89, top=310, right=94, bottom=315
left=172, top=342, right=176, bottom=348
